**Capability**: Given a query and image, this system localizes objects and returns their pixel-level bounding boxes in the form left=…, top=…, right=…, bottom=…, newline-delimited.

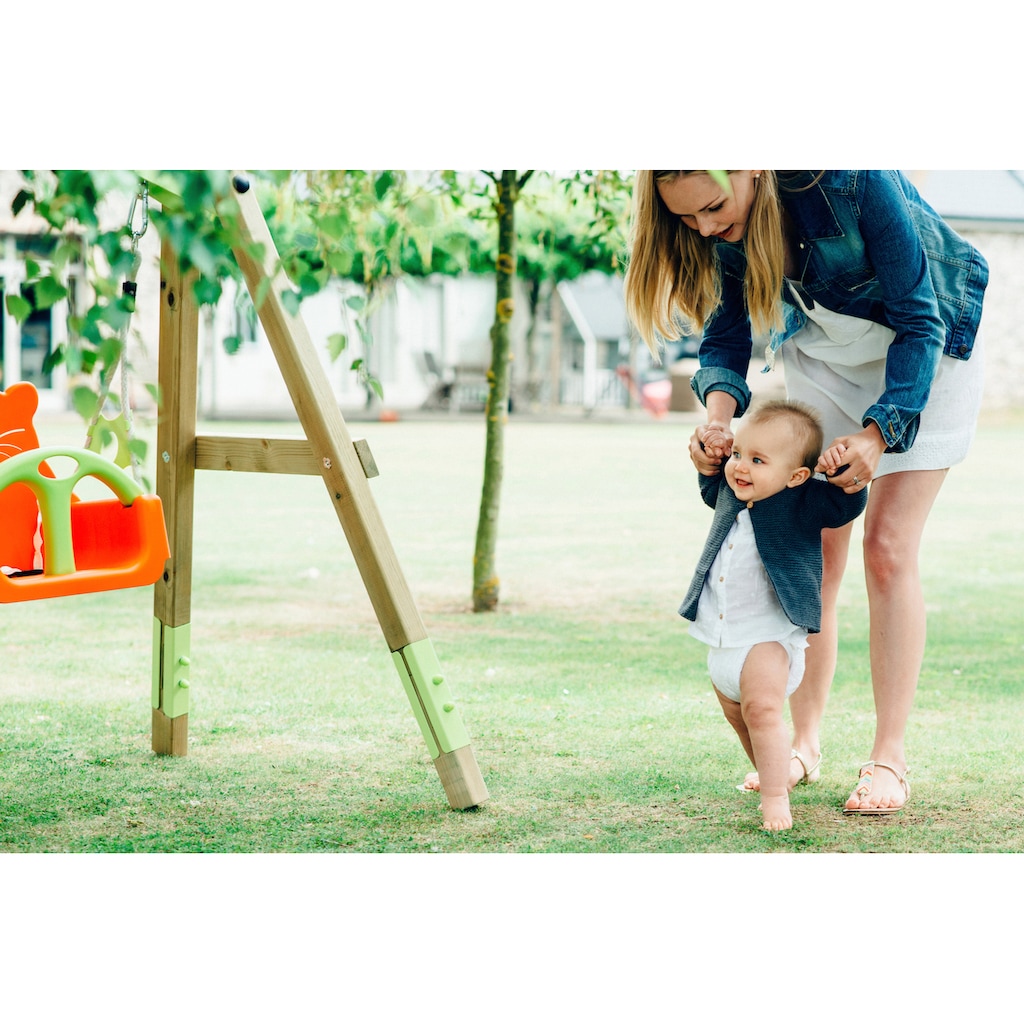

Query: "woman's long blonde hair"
left=624, top=170, right=785, bottom=357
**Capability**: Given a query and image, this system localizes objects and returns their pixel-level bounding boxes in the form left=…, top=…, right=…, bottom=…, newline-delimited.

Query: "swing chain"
left=127, top=183, right=149, bottom=254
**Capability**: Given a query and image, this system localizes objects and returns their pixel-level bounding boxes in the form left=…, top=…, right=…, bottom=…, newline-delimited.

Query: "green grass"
left=2, top=408, right=1023, bottom=854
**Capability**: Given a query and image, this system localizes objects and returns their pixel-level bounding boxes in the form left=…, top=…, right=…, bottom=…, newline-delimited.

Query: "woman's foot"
left=738, top=749, right=821, bottom=793
left=760, top=793, right=793, bottom=831
left=842, top=761, right=910, bottom=814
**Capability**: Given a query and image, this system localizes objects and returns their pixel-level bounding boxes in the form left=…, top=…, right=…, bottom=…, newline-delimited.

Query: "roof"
left=910, top=170, right=1024, bottom=227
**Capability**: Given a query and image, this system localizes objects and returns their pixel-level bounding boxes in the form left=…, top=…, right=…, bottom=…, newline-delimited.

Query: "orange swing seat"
left=0, top=383, right=170, bottom=603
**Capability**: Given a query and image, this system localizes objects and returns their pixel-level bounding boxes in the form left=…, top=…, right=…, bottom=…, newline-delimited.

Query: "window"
left=19, top=307, right=52, bottom=390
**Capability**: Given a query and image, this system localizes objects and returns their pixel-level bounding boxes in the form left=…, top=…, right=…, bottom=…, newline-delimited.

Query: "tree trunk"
left=472, top=170, right=526, bottom=612
left=547, top=280, right=563, bottom=412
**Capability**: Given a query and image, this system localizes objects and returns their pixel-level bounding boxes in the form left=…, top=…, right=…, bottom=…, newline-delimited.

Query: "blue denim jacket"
left=691, top=170, right=989, bottom=451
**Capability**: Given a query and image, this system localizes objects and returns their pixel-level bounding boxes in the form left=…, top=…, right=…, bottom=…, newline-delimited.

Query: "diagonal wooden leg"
left=226, top=173, right=488, bottom=808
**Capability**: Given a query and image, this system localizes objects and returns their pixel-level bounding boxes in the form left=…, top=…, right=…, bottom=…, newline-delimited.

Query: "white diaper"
left=707, top=632, right=808, bottom=703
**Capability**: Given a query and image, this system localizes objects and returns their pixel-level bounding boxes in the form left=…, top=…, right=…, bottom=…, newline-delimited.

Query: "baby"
left=680, top=400, right=867, bottom=830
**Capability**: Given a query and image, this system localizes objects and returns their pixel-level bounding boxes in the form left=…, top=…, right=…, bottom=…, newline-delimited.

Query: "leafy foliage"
left=6, top=169, right=636, bottom=428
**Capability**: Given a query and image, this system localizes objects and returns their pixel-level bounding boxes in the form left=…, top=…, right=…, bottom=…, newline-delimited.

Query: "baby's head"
left=725, top=400, right=823, bottom=503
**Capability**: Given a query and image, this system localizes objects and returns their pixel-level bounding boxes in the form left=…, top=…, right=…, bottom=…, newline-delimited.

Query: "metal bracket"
left=392, top=638, right=471, bottom=758
left=152, top=618, right=192, bottom=719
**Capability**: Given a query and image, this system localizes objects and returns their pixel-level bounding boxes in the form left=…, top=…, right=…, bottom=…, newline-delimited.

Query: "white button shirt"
left=688, top=508, right=798, bottom=648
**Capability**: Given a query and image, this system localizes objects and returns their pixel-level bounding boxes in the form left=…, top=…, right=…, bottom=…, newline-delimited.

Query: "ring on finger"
left=853, top=476, right=860, bottom=486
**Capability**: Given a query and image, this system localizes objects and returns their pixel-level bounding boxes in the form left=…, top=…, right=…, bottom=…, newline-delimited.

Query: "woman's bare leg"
left=715, top=688, right=755, bottom=766
left=845, top=469, right=947, bottom=811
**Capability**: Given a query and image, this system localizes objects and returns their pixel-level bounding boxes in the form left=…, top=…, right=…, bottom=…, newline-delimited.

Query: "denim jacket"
left=691, top=170, right=989, bottom=452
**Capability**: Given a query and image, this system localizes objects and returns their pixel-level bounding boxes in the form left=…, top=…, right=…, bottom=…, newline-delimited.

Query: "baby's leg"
left=740, top=643, right=793, bottom=831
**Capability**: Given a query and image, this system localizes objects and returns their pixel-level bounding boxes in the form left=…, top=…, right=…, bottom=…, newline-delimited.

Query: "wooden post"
left=150, top=239, right=199, bottom=756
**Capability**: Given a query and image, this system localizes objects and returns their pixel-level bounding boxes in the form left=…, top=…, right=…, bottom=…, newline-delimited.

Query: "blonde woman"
left=626, top=170, right=987, bottom=814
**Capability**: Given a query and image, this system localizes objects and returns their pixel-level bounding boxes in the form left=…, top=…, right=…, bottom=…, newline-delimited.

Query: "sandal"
left=792, top=749, right=822, bottom=785
left=842, top=761, right=910, bottom=815
left=737, top=749, right=821, bottom=793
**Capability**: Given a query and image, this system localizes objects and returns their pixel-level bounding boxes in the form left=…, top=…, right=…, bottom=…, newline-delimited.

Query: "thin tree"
left=472, top=170, right=533, bottom=612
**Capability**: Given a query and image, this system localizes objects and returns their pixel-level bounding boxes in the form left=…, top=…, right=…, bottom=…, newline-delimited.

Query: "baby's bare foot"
left=760, top=794, right=793, bottom=832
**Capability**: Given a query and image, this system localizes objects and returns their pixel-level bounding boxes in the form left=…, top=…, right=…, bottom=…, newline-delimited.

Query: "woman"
left=625, top=170, right=988, bottom=813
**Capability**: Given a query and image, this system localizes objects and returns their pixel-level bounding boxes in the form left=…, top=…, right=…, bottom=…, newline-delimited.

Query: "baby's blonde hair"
left=745, top=399, right=824, bottom=472
left=623, top=170, right=786, bottom=357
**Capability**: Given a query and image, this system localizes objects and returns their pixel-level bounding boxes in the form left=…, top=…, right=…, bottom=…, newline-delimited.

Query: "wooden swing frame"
left=148, top=174, right=488, bottom=810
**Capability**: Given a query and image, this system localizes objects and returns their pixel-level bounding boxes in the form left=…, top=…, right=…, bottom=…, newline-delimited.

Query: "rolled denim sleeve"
left=855, top=171, right=945, bottom=451
left=691, top=366, right=752, bottom=416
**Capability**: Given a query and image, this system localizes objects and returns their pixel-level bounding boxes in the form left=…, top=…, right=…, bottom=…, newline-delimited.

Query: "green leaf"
left=318, top=213, right=349, bottom=240
left=280, top=289, right=301, bottom=317
left=71, top=385, right=101, bottom=421
left=325, top=249, right=354, bottom=276
left=222, top=335, right=243, bottom=355
left=98, top=301, right=130, bottom=333
left=374, top=171, right=395, bottom=201
left=193, top=277, right=223, bottom=307
left=33, top=274, right=68, bottom=310
left=128, top=437, right=149, bottom=464
left=11, top=188, right=32, bottom=216
left=708, top=170, right=733, bottom=194
left=344, top=295, right=365, bottom=312
left=296, top=271, right=322, bottom=298
left=326, top=332, right=348, bottom=361
left=5, top=294, right=32, bottom=324
left=42, top=345, right=66, bottom=373
left=187, top=236, right=222, bottom=280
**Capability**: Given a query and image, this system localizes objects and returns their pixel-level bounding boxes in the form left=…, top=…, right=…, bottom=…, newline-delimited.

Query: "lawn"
left=2, top=406, right=1022, bottom=855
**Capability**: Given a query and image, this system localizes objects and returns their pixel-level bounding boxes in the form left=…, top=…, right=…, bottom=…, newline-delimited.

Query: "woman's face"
left=656, top=171, right=761, bottom=243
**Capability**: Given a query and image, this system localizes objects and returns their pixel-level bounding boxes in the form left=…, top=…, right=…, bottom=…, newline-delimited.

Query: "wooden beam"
left=195, top=434, right=379, bottom=478
left=151, top=240, right=199, bottom=755
left=152, top=242, right=199, bottom=628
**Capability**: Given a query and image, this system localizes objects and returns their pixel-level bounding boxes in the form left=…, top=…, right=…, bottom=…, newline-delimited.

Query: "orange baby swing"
left=0, top=185, right=169, bottom=602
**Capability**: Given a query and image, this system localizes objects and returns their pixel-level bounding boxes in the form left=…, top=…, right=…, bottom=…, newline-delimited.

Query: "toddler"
left=681, top=400, right=867, bottom=830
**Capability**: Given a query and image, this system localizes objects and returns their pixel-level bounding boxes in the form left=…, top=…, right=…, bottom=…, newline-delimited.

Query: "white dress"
left=778, top=282, right=984, bottom=477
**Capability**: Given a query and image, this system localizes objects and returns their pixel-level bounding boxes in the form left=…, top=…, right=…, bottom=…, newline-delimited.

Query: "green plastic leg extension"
left=152, top=618, right=192, bottom=720
left=392, top=638, right=471, bottom=759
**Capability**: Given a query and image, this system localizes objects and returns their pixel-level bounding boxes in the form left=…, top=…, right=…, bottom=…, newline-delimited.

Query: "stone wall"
left=962, top=230, right=1024, bottom=409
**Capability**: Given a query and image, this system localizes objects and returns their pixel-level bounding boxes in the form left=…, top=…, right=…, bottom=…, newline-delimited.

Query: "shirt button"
left=719, top=576, right=725, bottom=582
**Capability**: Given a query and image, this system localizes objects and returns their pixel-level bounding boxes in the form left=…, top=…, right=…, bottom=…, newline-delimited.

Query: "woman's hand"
left=816, top=423, right=887, bottom=492
left=690, top=422, right=734, bottom=477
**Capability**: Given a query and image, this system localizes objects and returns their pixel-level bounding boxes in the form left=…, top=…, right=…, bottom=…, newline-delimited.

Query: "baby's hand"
left=816, top=441, right=848, bottom=476
left=699, top=426, right=732, bottom=461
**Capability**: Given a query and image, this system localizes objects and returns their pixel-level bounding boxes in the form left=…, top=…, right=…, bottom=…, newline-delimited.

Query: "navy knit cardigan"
left=680, top=471, right=868, bottom=634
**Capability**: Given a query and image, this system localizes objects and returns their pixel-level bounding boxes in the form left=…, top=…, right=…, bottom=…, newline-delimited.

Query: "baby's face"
left=725, top=418, right=807, bottom=503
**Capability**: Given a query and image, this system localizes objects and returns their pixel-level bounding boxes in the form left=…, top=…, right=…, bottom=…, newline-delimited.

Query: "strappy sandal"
left=736, top=749, right=822, bottom=793
left=792, top=749, right=822, bottom=785
left=842, top=761, right=911, bottom=815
